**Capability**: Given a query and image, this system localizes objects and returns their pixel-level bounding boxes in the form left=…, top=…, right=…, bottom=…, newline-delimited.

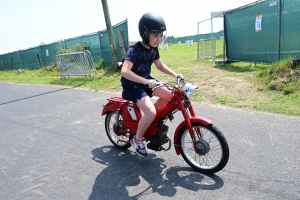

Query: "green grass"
left=1, top=42, right=300, bottom=117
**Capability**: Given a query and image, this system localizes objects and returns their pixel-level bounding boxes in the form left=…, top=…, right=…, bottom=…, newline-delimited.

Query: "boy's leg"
left=132, top=96, right=155, bottom=156
left=136, top=96, right=156, bottom=140
left=152, top=87, right=173, bottom=109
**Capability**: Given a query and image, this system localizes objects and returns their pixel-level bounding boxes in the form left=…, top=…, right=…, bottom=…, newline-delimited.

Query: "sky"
left=0, top=0, right=259, bottom=54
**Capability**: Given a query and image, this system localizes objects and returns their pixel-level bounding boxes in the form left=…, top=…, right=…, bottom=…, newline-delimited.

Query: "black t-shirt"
left=121, top=42, right=160, bottom=84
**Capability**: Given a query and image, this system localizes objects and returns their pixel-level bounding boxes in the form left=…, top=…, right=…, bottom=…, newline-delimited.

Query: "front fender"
left=102, top=101, right=120, bottom=116
left=173, top=116, right=213, bottom=155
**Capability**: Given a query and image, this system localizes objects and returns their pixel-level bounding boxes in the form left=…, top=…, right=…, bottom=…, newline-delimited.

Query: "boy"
left=121, top=12, right=183, bottom=156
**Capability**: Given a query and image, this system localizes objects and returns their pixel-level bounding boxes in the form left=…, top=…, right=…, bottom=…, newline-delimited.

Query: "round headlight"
left=183, top=83, right=198, bottom=98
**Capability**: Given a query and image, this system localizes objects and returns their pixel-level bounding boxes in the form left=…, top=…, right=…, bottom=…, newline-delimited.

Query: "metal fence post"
left=211, top=18, right=214, bottom=41
left=19, top=50, right=23, bottom=69
left=197, top=22, right=199, bottom=60
left=5, top=55, right=8, bottom=70
left=0, top=59, right=4, bottom=71
left=40, top=45, right=44, bottom=68
left=223, top=12, right=226, bottom=62
left=61, top=39, right=66, bottom=49
left=98, top=31, right=103, bottom=59
left=277, top=0, right=282, bottom=61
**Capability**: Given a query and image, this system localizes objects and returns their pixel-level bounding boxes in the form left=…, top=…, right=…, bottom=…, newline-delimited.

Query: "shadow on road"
left=89, top=146, right=224, bottom=199
left=0, top=84, right=85, bottom=105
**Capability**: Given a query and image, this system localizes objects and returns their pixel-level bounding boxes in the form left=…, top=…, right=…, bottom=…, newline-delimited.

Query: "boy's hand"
left=146, top=79, right=157, bottom=88
left=175, top=74, right=184, bottom=81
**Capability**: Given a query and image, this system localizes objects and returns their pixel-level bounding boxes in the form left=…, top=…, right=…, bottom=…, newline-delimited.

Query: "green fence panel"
left=166, top=36, right=181, bottom=44
left=1, top=54, right=9, bottom=70
left=99, top=30, right=112, bottom=67
left=225, top=0, right=279, bottom=63
left=280, top=0, right=300, bottom=59
left=99, top=20, right=129, bottom=67
left=113, top=20, right=129, bottom=62
left=198, top=33, right=212, bottom=40
left=166, top=35, right=201, bottom=44
left=0, top=54, right=6, bottom=70
left=62, top=20, right=128, bottom=67
left=224, top=0, right=300, bottom=63
left=64, top=33, right=103, bottom=65
left=213, top=30, right=224, bottom=40
left=167, top=33, right=223, bottom=44
left=192, top=35, right=197, bottom=41
left=4, top=51, right=23, bottom=70
left=41, top=41, right=64, bottom=67
left=0, top=20, right=129, bottom=70
left=20, top=47, right=43, bottom=70
left=178, top=37, right=187, bottom=43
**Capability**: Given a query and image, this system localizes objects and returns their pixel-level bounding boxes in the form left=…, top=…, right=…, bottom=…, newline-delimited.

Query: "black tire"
left=104, top=111, right=131, bottom=149
left=177, top=122, right=229, bottom=174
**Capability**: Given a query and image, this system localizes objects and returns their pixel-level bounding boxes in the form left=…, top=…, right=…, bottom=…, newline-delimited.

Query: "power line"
left=217, top=0, right=255, bottom=10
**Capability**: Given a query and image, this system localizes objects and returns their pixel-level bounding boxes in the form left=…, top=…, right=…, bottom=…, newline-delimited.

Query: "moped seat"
left=122, top=91, right=132, bottom=101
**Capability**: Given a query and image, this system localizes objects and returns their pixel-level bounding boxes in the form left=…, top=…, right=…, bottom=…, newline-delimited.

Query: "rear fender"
left=173, top=116, right=213, bottom=155
left=102, top=101, right=120, bottom=116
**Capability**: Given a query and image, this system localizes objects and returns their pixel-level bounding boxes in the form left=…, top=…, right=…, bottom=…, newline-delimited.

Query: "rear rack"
left=107, top=96, right=129, bottom=103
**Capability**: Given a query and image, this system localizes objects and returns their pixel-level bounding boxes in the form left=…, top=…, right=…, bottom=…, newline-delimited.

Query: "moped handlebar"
left=177, top=75, right=183, bottom=83
left=144, top=82, right=163, bottom=88
left=145, top=76, right=184, bottom=89
left=144, top=82, right=167, bottom=90
left=176, top=75, right=184, bottom=86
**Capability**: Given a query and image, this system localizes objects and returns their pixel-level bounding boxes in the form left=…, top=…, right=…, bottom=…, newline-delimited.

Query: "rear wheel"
left=104, top=111, right=131, bottom=149
left=177, top=122, right=229, bottom=174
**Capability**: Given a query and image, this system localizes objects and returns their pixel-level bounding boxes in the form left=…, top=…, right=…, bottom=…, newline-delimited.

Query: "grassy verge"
left=1, top=42, right=300, bottom=117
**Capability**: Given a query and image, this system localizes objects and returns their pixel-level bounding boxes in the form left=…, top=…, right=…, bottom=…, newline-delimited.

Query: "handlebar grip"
left=177, top=75, right=184, bottom=80
left=144, top=83, right=160, bottom=88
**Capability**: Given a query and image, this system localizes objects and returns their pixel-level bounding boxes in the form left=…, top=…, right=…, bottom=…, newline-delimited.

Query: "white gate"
left=197, top=38, right=216, bottom=60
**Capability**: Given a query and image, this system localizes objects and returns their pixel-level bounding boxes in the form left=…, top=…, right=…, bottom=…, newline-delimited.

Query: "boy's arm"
left=121, top=60, right=156, bottom=87
left=121, top=60, right=146, bottom=84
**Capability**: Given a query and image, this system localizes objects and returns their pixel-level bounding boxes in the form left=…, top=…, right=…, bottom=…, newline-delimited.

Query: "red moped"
left=102, top=77, right=229, bottom=174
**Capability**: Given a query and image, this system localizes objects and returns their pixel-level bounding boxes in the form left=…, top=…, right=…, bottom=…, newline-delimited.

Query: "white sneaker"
left=130, top=136, right=147, bottom=157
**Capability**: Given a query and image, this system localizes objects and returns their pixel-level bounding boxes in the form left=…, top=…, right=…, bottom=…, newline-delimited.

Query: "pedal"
left=168, top=114, right=174, bottom=122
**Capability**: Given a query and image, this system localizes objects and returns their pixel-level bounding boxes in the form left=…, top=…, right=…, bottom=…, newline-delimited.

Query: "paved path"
left=0, top=83, right=299, bottom=199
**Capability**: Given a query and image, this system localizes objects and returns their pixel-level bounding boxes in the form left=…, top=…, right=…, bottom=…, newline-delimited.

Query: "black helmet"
left=138, top=12, right=167, bottom=45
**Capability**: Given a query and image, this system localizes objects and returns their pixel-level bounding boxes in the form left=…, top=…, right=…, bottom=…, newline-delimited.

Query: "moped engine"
left=147, top=125, right=171, bottom=151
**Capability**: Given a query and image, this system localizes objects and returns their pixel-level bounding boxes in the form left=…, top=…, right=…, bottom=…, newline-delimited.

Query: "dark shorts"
left=122, top=76, right=158, bottom=103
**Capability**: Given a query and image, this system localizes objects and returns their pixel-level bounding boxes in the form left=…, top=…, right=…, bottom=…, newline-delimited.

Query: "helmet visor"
left=147, top=30, right=167, bottom=44
left=161, top=30, right=167, bottom=44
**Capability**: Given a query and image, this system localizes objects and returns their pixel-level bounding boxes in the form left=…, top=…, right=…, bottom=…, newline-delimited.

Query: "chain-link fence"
left=197, top=14, right=224, bottom=61
left=198, top=39, right=216, bottom=60
left=56, top=50, right=97, bottom=79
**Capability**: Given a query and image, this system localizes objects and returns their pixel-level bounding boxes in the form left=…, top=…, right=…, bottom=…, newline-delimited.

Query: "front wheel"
left=177, top=122, right=229, bottom=174
left=104, top=111, right=131, bottom=149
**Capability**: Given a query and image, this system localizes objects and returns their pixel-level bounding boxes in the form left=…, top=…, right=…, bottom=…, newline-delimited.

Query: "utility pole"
left=101, top=0, right=118, bottom=69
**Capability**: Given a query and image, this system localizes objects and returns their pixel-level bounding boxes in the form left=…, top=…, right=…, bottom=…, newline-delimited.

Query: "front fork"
left=188, top=106, right=202, bottom=138
left=181, top=100, right=202, bottom=148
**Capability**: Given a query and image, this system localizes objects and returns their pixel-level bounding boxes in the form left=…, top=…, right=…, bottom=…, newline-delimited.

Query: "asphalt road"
left=0, top=82, right=299, bottom=200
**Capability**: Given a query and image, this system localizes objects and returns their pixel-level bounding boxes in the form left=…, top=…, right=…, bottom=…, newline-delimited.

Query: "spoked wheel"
left=178, top=122, right=229, bottom=174
left=104, top=111, right=131, bottom=149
